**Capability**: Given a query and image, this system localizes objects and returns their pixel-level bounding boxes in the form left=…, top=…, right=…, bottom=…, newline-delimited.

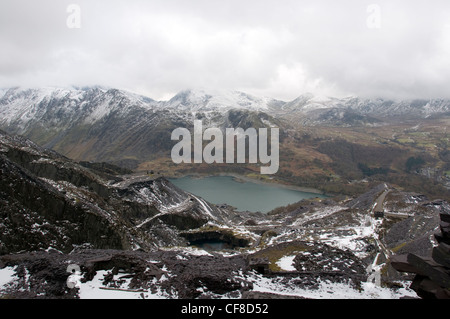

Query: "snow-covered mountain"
left=0, top=87, right=281, bottom=129
left=0, top=87, right=284, bottom=165
left=1, top=86, right=450, bottom=164
left=277, top=92, right=450, bottom=116
left=163, top=89, right=284, bottom=113
left=272, top=92, right=450, bottom=126
left=2, top=86, right=450, bottom=121
left=2, top=86, right=449, bottom=130
left=0, top=86, right=157, bottom=128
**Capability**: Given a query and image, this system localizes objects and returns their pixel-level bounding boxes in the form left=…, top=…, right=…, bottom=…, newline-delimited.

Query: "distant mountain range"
left=1, top=86, right=449, bottom=166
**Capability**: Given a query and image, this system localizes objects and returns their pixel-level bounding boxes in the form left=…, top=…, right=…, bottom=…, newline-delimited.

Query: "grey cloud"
left=1, top=0, right=450, bottom=101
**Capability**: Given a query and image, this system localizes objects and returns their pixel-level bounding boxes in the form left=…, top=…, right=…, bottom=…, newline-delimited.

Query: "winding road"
left=366, top=186, right=395, bottom=286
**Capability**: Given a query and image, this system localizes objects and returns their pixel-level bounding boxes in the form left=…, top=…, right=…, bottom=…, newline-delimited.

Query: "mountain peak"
left=164, top=88, right=275, bottom=112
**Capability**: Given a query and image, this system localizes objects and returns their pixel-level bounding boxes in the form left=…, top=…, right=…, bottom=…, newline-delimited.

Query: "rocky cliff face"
left=0, top=130, right=235, bottom=255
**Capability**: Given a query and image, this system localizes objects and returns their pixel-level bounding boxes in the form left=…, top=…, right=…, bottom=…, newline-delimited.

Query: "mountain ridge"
left=2, top=86, right=450, bottom=119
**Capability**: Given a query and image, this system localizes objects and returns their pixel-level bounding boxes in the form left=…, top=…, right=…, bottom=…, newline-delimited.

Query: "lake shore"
left=171, top=172, right=327, bottom=196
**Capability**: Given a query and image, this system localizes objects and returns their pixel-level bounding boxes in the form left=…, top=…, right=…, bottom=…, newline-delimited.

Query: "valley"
left=138, top=118, right=450, bottom=202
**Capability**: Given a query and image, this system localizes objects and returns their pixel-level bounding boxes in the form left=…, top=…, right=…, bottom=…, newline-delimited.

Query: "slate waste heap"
left=391, top=200, right=450, bottom=299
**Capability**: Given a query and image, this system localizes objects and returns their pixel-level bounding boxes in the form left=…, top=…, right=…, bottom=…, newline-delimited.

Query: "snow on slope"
left=0, top=87, right=157, bottom=129
left=246, top=272, right=416, bottom=299
left=2, top=86, right=450, bottom=131
left=163, top=89, right=278, bottom=113
left=0, top=87, right=279, bottom=130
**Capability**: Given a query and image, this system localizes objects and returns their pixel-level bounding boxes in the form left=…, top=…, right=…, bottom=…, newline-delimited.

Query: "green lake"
left=169, top=175, right=327, bottom=213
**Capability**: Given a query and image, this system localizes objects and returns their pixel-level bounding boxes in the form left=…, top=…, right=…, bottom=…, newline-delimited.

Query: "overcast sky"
left=1, top=0, right=450, bottom=101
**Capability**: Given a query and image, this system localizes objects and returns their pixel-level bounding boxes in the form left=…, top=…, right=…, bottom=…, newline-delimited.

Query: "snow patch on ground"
left=0, top=267, right=17, bottom=290
left=276, top=255, right=297, bottom=271
left=77, top=270, right=171, bottom=299
left=247, top=272, right=417, bottom=299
